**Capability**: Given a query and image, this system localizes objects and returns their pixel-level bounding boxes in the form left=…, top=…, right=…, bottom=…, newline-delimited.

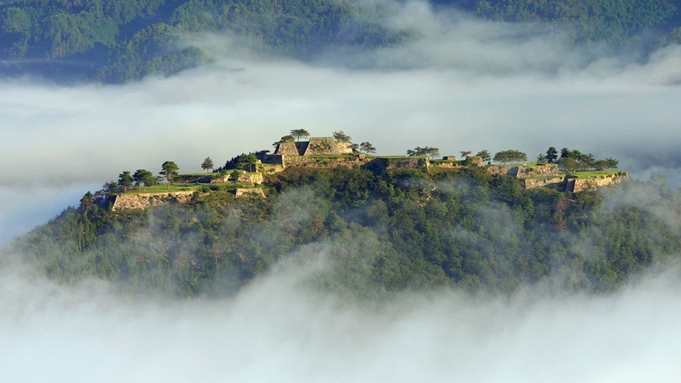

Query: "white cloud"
left=1, top=255, right=680, bottom=383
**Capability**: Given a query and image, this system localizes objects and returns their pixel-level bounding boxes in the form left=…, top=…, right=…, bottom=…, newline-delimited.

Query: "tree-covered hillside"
left=8, top=167, right=681, bottom=298
left=1, top=0, right=681, bottom=82
left=0, top=0, right=412, bottom=82
left=470, top=0, right=680, bottom=44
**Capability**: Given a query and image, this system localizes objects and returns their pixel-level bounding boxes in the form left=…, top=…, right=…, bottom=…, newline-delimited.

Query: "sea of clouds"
left=1, top=253, right=681, bottom=383
left=1, top=3, right=681, bottom=380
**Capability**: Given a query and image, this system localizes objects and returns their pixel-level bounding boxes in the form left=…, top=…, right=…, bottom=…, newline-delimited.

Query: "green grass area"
left=490, top=162, right=545, bottom=167
left=180, top=173, right=216, bottom=177
left=570, top=171, right=620, bottom=179
left=304, top=154, right=350, bottom=158
left=525, top=175, right=566, bottom=180
left=122, top=183, right=203, bottom=195
left=378, top=155, right=427, bottom=159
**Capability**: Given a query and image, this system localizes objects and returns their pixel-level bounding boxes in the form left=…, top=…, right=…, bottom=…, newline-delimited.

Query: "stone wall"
left=364, top=157, right=430, bottom=172
left=262, top=154, right=284, bottom=165
left=522, top=176, right=565, bottom=190
left=275, top=138, right=353, bottom=156
left=210, top=175, right=230, bottom=183
left=274, top=142, right=300, bottom=155
left=283, top=154, right=371, bottom=169
left=112, top=191, right=195, bottom=211
left=488, top=164, right=558, bottom=178
left=336, top=142, right=354, bottom=154
left=431, top=161, right=462, bottom=169
left=237, top=172, right=264, bottom=184
left=568, top=174, right=626, bottom=192
left=261, top=163, right=285, bottom=174
left=468, top=156, right=485, bottom=167
left=234, top=188, right=266, bottom=198
left=304, top=137, right=338, bottom=155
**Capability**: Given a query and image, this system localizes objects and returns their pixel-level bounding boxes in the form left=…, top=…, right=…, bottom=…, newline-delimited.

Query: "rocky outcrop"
left=234, top=188, right=266, bottom=198
left=112, top=191, right=195, bottom=211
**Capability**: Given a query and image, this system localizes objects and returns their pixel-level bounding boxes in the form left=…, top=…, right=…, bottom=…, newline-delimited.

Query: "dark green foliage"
left=219, top=153, right=258, bottom=171
left=493, top=149, right=527, bottom=164
left=0, top=0, right=413, bottom=82
left=9, top=166, right=681, bottom=298
left=472, top=0, right=677, bottom=44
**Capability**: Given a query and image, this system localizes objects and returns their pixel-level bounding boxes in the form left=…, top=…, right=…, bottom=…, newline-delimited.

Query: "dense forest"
left=8, top=166, right=681, bottom=298
left=1, top=0, right=681, bottom=82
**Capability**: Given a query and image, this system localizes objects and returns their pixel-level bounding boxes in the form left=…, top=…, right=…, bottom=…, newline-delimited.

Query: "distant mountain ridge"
left=0, top=0, right=414, bottom=82
left=1, top=0, right=680, bottom=82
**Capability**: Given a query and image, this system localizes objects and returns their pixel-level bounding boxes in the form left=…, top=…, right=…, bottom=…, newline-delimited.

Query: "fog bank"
left=1, top=255, right=680, bottom=383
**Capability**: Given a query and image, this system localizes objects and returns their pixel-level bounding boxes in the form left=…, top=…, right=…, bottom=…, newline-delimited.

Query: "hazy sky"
left=1, top=3, right=680, bottom=236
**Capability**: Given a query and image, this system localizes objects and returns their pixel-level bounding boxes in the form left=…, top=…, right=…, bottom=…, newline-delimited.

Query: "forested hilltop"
left=2, top=0, right=681, bottom=82
left=8, top=164, right=681, bottom=299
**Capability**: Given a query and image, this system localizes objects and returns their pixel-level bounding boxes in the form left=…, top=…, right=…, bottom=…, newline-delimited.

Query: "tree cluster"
left=218, top=153, right=258, bottom=172
left=538, top=147, right=618, bottom=172
left=407, top=146, right=440, bottom=158
left=493, top=150, right=527, bottom=164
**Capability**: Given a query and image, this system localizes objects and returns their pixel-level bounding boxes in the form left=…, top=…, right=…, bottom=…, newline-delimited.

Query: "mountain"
left=1, top=0, right=681, bottom=83
left=7, top=163, right=680, bottom=298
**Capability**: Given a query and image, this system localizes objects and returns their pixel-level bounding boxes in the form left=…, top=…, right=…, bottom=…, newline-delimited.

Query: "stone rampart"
left=336, top=142, right=354, bottom=154
left=112, top=191, right=195, bottom=211
left=275, top=142, right=300, bottom=155
left=237, top=172, right=264, bottom=184
left=263, top=154, right=284, bottom=165
left=522, top=176, right=565, bottom=190
left=569, top=174, right=626, bottom=192
left=431, top=161, right=462, bottom=169
left=283, top=155, right=371, bottom=169
left=488, top=164, right=558, bottom=178
left=304, top=137, right=338, bottom=155
left=363, top=157, right=430, bottom=172
left=261, top=164, right=285, bottom=174
left=234, top=188, right=266, bottom=198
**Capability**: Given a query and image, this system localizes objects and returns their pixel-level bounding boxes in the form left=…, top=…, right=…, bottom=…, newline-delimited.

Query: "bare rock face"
left=112, top=191, right=195, bottom=211
left=234, top=188, right=266, bottom=198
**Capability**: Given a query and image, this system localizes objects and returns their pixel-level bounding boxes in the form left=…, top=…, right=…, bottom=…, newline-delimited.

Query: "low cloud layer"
left=1, top=254, right=680, bottom=383
left=2, top=1, right=681, bottom=240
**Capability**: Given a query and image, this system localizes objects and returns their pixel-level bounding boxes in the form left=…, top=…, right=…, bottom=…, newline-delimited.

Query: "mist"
left=1, top=251, right=680, bottom=383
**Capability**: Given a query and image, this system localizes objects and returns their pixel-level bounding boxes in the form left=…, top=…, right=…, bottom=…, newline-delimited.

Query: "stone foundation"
left=234, top=188, right=266, bottom=198
left=112, top=191, right=195, bottom=211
